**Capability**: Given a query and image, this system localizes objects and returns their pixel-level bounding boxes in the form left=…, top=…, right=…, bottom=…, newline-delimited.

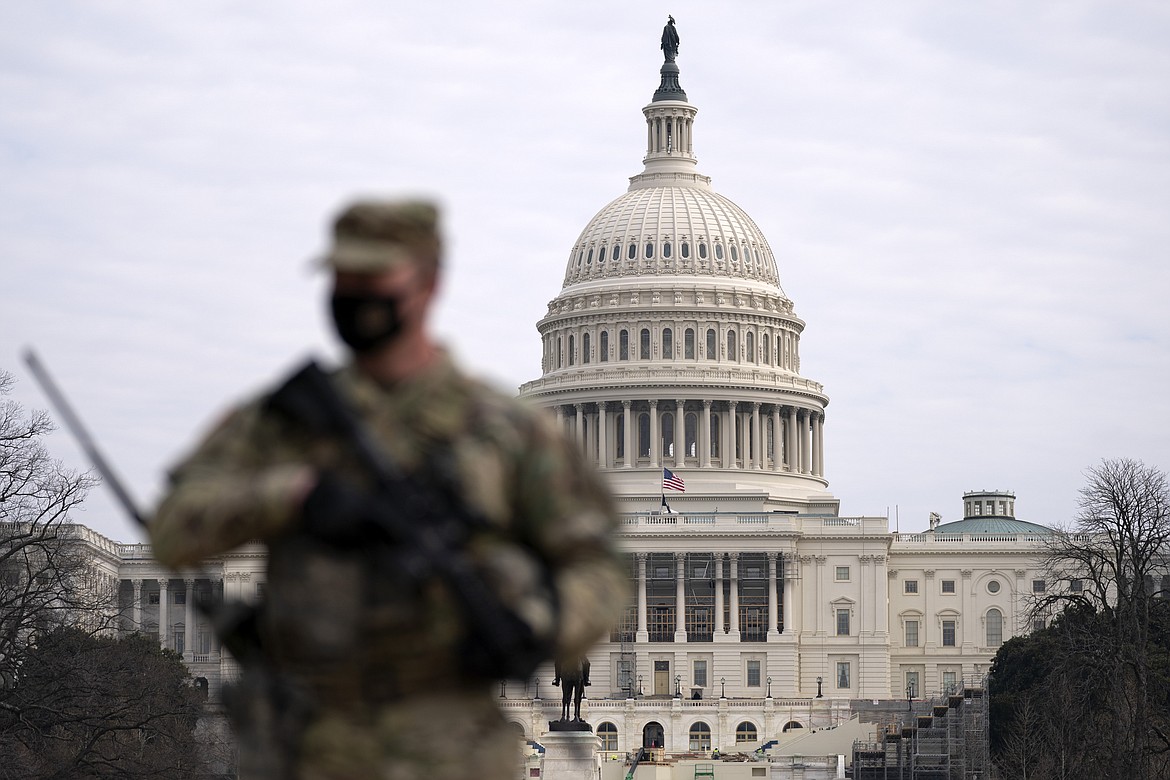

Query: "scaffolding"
left=851, top=679, right=990, bottom=780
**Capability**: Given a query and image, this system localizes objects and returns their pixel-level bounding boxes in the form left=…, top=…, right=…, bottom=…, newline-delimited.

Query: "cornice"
left=519, top=365, right=826, bottom=400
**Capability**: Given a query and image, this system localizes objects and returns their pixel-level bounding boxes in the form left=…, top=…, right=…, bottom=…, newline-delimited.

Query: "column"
left=751, top=402, right=762, bottom=470
left=816, top=413, right=825, bottom=477
left=623, top=401, right=633, bottom=469
left=771, top=406, right=782, bottom=472
left=701, top=400, right=712, bottom=468
left=675, top=553, right=687, bottom=640
left=814, top=557, right=826, bottom=635
left=781, top=555, right=794, bottom=635
left=637, top=554, right=649, bottom=640
left=649, top=400, right=660, bottom=468
left=767, top=552, right=780, bottom=638
left=184, top=578, right=196, bottom=660
left=575, top=404, right=585, bottom=451
left=801, top=411, right=812, bottom=474
left=728, top=553, right=740, bottom=639
left=674, top=400, right=685, bottom=467
left=158, top=579, right=169, bottom=648
left=714, top=555, right=725, bottom=634
left=810, top=412, right=821, bottom=477
left=554, top=405, right=564, bottom=434
left=727, top=401, right=738, bottom=469
left=131, top=579, right=142, bottom=631
left=786, top=406, right=798, bottom=472
left=598, top=402, right=609, bottom=468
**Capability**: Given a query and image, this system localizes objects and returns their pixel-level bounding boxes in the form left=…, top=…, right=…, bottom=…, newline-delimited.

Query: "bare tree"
left=1035, top=458, right=1170, bottom=779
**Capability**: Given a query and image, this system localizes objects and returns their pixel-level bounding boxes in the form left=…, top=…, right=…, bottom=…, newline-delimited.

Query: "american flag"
left=662, top=468, right=686, bottom=492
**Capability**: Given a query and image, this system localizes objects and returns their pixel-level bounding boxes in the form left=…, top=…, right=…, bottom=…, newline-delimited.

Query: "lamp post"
left=638, top=675, right=643, bottom=697
left=675, top=674, right=681, bottom=698
left=815, top=676, right=823, bottom=698
left=500, top=680, right=506, bottom=698
left=906, top=682, right=914, bottom=711
left=533, top=678, right=540, bottom=700
left=766, top=676, right=772, bottom=698
left=720, top=677, right=726, bottom=698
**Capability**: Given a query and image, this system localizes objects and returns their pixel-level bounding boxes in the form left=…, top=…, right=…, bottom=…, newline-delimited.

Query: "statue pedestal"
left=540, top=729, right=600, bottom=780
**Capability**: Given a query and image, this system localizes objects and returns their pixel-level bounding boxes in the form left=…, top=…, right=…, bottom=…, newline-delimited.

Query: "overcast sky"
left=2, top=2, right=1168, bottom=544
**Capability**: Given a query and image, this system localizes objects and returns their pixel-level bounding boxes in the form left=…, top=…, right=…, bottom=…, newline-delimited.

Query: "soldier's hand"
left=300, top=471, right=389, bottom=547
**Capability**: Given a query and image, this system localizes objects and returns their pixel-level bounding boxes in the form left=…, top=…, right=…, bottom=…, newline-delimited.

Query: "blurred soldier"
left=150, top=199, right=626, bottom=780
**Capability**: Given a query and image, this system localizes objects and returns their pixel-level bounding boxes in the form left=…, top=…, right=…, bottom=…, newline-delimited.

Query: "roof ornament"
left=653, top=16, right=687, bottom=102
left=660, top=15, right=680, bottom=62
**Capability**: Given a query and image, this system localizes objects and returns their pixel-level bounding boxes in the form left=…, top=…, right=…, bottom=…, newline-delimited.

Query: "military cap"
left=321, top=199, right=442, bottom=272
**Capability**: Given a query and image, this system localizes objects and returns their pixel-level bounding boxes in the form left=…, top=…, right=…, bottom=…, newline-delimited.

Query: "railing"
left=620, top=513, right=886, bottom=535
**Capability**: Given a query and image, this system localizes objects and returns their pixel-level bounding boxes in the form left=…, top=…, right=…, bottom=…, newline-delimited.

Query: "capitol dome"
left=519, top=29, right=834, bottom=513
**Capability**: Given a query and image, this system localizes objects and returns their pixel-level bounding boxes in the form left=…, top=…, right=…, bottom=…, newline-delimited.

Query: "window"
left=835, top=567, right=850, bottom=582
left=628, top=243, right=637, bottom=260
left=684, top=328, right=695, bottom=359
left=600, top=331, right=609, bottom=362
left=644, top=242, right=654, bottom=259
left=987, top=580, right=1001, bottom=594
left=905, top=620, right=919, bottom=647
left=1032, top=579, right=1046, bottom=593
left=836, top=609, right=850, bottom=636
left=941, top=580, right=956, bottom=594
left=174, top=590, right=186, bottom=605
left=905, top=580, right=919, bottom=594
left=568, top=335, right=575, bottom=366
left=582, top=333, right=590, bottom=364
left=662, top=328, right=673, bottom=358
left=693, top=660, right=707, bottom=687
left=746, top=331, right=755, bottom=362
left=986, top=609, right=1003, bottom=646
left=1032, top=617, right=1046, bottom=632
left=706, top=329, right=716, bottom=359
left=612, top=245, right=621, bottom=262
left=715, top=243, right=724, bottom=260
left=698, top=242, right=708, bottom=259
left=943, top=670, right=957, bottom=694
left=598, top=722, right=618, bottom=750
left=746, top=660, right=761, bottom=686
left=1070, top=579, right=1083, bottom=593
left=942, top=619, right=957, bottom=647
left=905, top=671, right=919, bottom=699
left=727, top=330, right=737, bottom=359
left=730, top=244, right=739, bottom=261
left=735, top=722, right=758, bottom=744
left=663, top=242, right=672, bottom=258
left=681, top=242, right=690, bottom=258
left=619, top=330, right=629, bottom=360
left=148, top=592, right=160, bottom=605
left=640, top=329, right=650, bottom=360
left=688, top=722, right=711, bottom=751
left=172, top=628, right=185, bottom=655
left=836, top=662, right=850, bottom=689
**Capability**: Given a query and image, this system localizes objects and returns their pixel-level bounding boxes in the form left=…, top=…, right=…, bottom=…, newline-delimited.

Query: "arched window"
left=612, top=244, right=621, bottom=262
left=730, top=245, right=739, bottom=261
left=600, top=331, right=609, bottom=362
left=568, top=335, right=575, bottom=366
left=706, top=329, right=716, bottom=359
left=762, top=333, right=770, bottom=364
left=663, top=242, right=672, bottom=258
left=644, top=242, right=654, bottom=259
left=638, top=413, right=650, bottom=458
left=597, top=245, right=605, bottom=264
left=628, top=243, right=637, bottom=260
left=556, top=337, right=563, bottom=368
left=662, top=328, right=673, bottom=358
left=598, top=722, right=618, bottom=751
left=689, top=722, right=712, bottom=751
left=986, top=608, right=1003, bottom=647
left=582, top=333, right=591, bottom=364
left=681, top=242, right=690, bottom=258
left=615, top=414, right=625, bottom=461
left=619, top=330, right=629, bottom=360
left=746, top=332, right=755, bottom=362
left=714, top=243, right=724, bottom=260
left=735, top=722, right=758, bottom=743
left=684, top=328, right=695, bottom=359
left=586, top=248, right=593, bottom=264
left=640, top=328, right=651, bottom=360
left=727, top=330, right=737, bottom=360
left=698, top=242, right=708, bottom=259
left=685, top=412, right=698, bottom=457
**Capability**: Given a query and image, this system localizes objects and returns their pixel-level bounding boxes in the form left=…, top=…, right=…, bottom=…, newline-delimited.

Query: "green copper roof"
left=932, top=517, right=1054, bottom=535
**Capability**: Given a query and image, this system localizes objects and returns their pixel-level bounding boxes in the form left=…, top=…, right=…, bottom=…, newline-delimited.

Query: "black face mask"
left=330, top=293, right=404, bottom=353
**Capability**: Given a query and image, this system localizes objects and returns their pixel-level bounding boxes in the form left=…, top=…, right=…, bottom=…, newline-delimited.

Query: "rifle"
left=265, top=359, right=555, bottom=681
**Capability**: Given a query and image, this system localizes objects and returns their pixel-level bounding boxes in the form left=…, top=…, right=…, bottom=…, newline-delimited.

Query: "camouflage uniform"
left=152, top=334, right=625, bottom=775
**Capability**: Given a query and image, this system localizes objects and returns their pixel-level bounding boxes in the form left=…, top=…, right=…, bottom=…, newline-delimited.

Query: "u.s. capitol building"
left=89, top=24, right=1056, bottom=761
